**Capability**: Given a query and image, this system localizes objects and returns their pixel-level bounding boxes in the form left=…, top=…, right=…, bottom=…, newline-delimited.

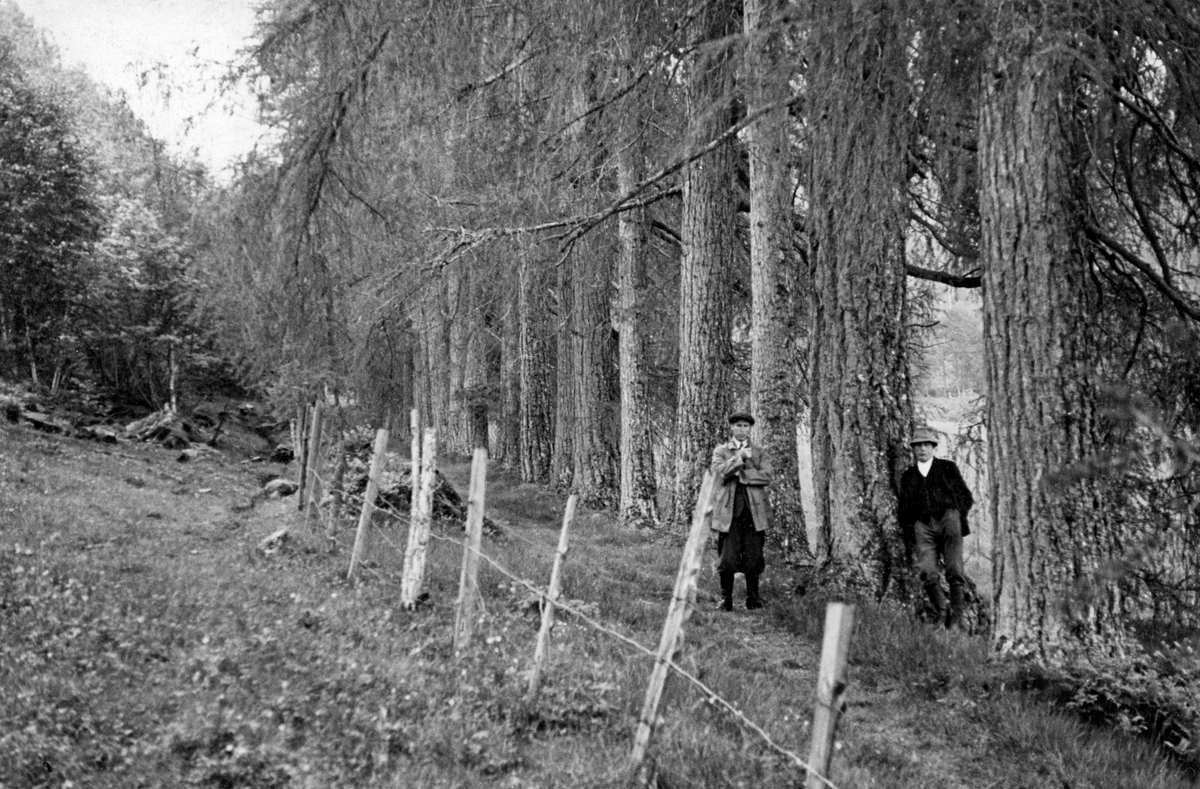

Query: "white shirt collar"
left=917, top=458, right=933, bottom=477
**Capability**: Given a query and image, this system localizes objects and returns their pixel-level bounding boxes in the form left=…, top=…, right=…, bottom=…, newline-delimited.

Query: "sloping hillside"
left=0, top=418, right=1193, bottom=788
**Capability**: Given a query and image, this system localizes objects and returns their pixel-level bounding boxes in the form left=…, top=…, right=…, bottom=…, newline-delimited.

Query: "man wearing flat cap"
left=898, top=425, right=974, bottom=628
left=709, top=412, right=772, bottom=611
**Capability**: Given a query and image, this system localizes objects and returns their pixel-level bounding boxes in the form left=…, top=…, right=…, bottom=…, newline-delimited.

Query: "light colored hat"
left=910, top=426, right=939, bottom=446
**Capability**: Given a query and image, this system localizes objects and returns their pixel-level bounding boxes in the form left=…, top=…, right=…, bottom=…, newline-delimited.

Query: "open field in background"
left=1, top=418, right=1194, bottom=788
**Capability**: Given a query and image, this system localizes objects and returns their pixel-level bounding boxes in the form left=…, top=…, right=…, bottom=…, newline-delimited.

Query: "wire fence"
left=287, top=445, right=843, bottom=789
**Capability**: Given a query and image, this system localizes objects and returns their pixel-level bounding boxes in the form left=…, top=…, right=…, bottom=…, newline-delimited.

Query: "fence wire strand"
left=288, top=453, right=842, bottom=789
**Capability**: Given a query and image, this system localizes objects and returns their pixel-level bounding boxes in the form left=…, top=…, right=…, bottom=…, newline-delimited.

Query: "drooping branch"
left=456, top=41, right=547, bottom=101
left=557, top=95, right=799, bottom=253
left=1086, top=222, right=1200, bottom=323
left=283, top=28, right=392, bottom=267
left=908, top=199, right=979, bottom=262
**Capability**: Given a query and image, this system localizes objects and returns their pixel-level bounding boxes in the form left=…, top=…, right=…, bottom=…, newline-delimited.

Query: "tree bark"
left=671, top=0, right=739, bottom=530
left=980, top=7, right=1126, bottom=662
left=616, top=100, right=662, bottom=529
left=413, top=292, right=445, bottom=438
left=518, top=254, right=555, bottom=483
left=571, top=243, right=619, bottom=508
left=808, top=0, right=914, bottom=597
left=463, top=279, right=490, bottom=451
left=498, top=280, right=521, bottom=468
left=551, top=259, right=576, bottom=490
left=745, top=0, right=808, bottom=556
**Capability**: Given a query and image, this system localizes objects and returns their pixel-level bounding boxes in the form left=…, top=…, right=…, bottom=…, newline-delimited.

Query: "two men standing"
left=706, top=416, right=974, bottom=627
left=898, top=426, right=975, bottom=629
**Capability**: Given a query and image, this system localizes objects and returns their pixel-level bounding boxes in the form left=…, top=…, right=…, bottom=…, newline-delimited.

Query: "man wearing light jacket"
left=898, top=425, right=974, bottom=629
left=709, top=412, right=772, bottom=611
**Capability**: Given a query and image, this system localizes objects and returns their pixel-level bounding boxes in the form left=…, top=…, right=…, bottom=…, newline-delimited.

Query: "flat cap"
left=728, top=412, right=755, bottom=426
left=910, top=425, right=939, bottom=446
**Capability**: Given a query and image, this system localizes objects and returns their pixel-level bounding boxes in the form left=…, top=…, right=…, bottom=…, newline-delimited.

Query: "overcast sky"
left=15, top=0, right=268, bottom=177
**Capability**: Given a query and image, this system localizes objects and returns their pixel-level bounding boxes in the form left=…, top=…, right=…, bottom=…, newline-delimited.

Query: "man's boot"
left=924, top=581, right=947, bottom=626
left=716, top=572, right=734, bottom=612
left=745, top=573, right=764, bottom=610
left=947, top=582, right=965, bottom=630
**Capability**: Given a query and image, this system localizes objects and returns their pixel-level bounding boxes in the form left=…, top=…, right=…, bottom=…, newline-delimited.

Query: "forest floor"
left=0, top=411, right=1196, bottom=789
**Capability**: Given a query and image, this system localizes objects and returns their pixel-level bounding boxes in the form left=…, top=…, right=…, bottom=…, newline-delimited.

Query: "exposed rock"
left=20, top=411, right=67, bottom=434
left=347, top=469, right=503, bottom=537
left=263, top=478, right=299, bottom=498
left=256, top=528, right=290, bottom=556
left=123, top=409, right=192, bottom=449
left=77, top=424, right=120, bottom=443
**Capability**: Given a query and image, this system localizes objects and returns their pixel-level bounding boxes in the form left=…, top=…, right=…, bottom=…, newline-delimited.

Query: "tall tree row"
left=176, top=0, right=1200, bottom=667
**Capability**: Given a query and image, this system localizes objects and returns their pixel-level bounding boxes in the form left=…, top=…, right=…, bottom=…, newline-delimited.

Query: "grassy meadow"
left=0, top=419, right=1195, bottom=788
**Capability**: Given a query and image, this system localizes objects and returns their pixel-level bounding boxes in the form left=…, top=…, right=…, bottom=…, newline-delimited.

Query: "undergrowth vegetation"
left=1, top=422, right=1196, bottom=788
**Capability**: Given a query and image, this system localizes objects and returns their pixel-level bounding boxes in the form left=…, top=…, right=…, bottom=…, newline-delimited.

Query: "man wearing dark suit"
left=898, top=425, right=974, bottom=628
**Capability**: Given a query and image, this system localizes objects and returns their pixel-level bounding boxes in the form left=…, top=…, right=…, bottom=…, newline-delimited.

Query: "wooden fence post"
left=347, top=428, right=389, bottom=584
left=453, top=448, right=489, bottom=653
left=328, top=444, right=347, bottom=521
left=630, top=471, right=716, bottom=773
left=296, top=403, right=310, bottom=507
left=527, top=494, right=578, bottom=699
left=303, top=400, right=325, bottom=527
left=806, top=602, right=856, bottom=789
left=409, top=409, right=420, bottom=509
left=400, top=428, right=437, bottom=610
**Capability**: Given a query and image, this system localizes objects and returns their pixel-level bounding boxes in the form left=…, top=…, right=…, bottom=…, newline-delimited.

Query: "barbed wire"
left=285, top=461, right=842, bottom=789
left=302, top=462, right=679, bottom=600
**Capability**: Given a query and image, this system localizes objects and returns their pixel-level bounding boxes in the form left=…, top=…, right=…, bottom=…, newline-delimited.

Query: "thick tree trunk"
left=413, top=292, right=445, bottom=436
left=551, top=260, right=575, bottom=490
left=571, top=244, right=619, bottom=508
left=745, top=0, right=808, bottom=557
left=445, top=262, right=472, bottom=454
left=808, top=0, right=914, bottom=597
left=980, top=12, right=1125, bottom=662
left=616, top=114, right=662, bottom=529
left=518, top=255, right=554, bottom=483
left=498, top=286, right=521, bottom=468
left=671, top=0, right=739, bottom=529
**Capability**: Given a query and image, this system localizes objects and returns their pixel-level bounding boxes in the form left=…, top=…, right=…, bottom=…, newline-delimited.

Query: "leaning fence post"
left=630, top=471, right=716, bottom=774
left=526, top=494, right=577, bottom=699
left=303, top=400, right=325, bottom=526
left=409, top=409, right=420, bottom=508
left=400, top=428, right=437, bottom=610
left=347, top=427, right=389, bottom=584
left=806, top=602, right=856, bottom=789
left=453, top=448, right=489, bottom=653
left=296, top=403, right=310, bottom=507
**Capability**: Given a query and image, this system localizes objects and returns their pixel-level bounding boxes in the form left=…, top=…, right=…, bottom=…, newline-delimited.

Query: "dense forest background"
left=2, top=0, right=1199, bottom=675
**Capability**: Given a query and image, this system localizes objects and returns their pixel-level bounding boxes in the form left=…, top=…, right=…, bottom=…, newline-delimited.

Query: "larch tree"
left=497, top=272, right=522, bottom=468
left=615, top=55, right=662, bottom=529
left=978, top=0, right=1185, bottom=661
left=671, top=0, right=741, bottom=528
left=518, top=251, right=555, bottom=483
left=744, top=0, right=808, bottom=555
left=806, top=0, right=915, bottom=596
left=566, top=65, right=620, bottom=508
